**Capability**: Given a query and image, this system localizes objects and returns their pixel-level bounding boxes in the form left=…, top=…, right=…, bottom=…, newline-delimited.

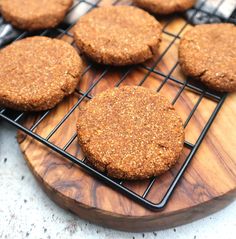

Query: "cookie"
left=133, top=0, right=196, bottom=15
left=77, top=86, right=184, bottom=180
left=73, top=6, right=162, bottom=66
left=0, top=0, right=73, bottom=31
left=0, top=36, right=83, bottom=111
left=179, top=23, right=236, bottom=92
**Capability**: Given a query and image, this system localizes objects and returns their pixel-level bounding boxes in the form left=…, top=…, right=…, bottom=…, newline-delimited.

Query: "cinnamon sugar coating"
left=133, top=0, right=196, bottom=15
left=0, top=36, right=83, bottom=111
left=179, top=24, right=236, bottom=92
left=73, top=6, right=162, bottom=66
left=0, top=0, right=73, bottom=31
left=77, top=86, right=184, bottom=180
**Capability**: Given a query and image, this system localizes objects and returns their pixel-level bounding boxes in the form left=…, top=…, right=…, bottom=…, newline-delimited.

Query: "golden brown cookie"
left=0, top=36, right=83, bottom=111
left=77, top=86, right=184, bottom=180
left=73, top=6, right=162, bottom=66
left=179, top=23, right=236, bottom=92
left=133, top=0, right=196, bottom=15
left=0, top=0, right=73, bottom=31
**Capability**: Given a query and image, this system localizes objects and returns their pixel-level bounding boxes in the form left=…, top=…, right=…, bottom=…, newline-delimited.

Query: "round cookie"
left=179, top=23, right=236, bottom=92
left=0, top=36, right=83, bottom=111
left=73, top=6, right=162, bottom=66
left=77, top=86, right=184, bottom=180
left=133, top=0, right=196, bottom=15
left=0, top=0, right=73, bottom=31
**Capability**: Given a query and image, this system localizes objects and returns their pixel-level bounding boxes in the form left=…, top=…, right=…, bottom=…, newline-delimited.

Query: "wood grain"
left=18, top=2, right=236, bottom=232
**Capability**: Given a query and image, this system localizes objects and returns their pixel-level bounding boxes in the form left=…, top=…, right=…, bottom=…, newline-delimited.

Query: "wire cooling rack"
left=0, top=0, right=235, bottom=210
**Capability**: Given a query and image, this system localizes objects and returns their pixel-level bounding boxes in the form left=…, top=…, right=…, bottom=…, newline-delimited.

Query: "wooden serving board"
left=17, top=2, right=236, bottom=232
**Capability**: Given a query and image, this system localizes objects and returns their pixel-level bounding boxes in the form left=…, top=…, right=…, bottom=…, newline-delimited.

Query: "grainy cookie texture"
left=133, top=0, right=196, bottom=15
left=77, top=86, right=184, bottom=180
left=0, top=36, right=83, bottom=111
left=0, top=0, right=73, bottom=31
left=73, top=6, right=162, bottom=66
left=179, top=23, right=236, bottom=92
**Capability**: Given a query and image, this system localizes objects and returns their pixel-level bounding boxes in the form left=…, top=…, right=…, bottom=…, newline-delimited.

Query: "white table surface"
left=0, top=121, right=235, bottom=239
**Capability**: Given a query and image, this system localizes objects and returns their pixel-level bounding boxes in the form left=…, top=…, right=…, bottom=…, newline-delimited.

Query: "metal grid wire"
left=0, top=0, right=235, bottom=210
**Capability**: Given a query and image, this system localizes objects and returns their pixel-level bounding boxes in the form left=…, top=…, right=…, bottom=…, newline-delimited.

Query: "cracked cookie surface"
left=73, top=6, right=162, bottom=66
left=133, top=0, right=196, bottom=15
left=0, top=36, right=83, bottom=111
left=0, top=0, right=73, bottom=31
left=179, top=23, right=236, bottom=92
left=77, top=86, right=184, bottom=180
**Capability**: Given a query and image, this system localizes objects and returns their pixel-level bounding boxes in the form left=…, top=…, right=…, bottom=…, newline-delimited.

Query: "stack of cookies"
left=0, top=0, right=235, bottom=180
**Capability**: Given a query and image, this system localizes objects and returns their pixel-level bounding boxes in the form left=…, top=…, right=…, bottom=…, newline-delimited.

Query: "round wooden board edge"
left=18, top=133, right=236, bottom=232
